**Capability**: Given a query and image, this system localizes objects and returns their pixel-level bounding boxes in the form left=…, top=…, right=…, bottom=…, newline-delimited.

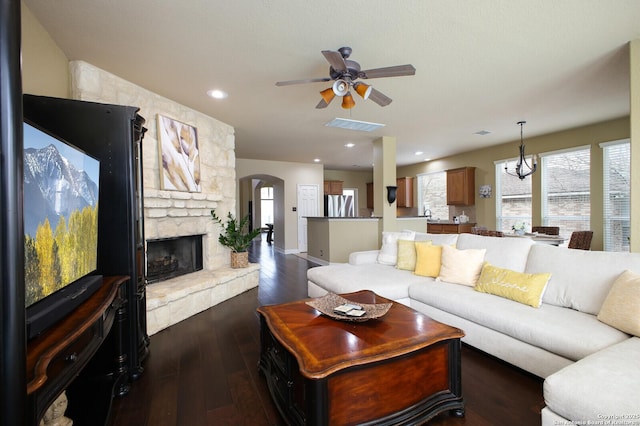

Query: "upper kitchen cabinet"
left=446, top=167, right=475, bottom=205
left=324, top=180, right=343, bottom=195
left=396, top=177, right=414, bottom=208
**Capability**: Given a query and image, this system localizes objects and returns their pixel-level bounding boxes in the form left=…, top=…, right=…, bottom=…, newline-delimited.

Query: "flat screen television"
left=23, top=120, right=103, bottom=339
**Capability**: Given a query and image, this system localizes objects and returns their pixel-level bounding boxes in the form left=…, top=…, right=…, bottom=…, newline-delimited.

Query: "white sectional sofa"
left=306, top=232, right=640, bottom=425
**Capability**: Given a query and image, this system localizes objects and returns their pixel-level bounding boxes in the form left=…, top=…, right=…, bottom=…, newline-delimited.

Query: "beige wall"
left=399, top=117, right=630, bottom=250
left=630, top=40, right=640, bottom=252
left=324, top=169, right=373, bottom=216
left=21, top=2, right=68, bottom=97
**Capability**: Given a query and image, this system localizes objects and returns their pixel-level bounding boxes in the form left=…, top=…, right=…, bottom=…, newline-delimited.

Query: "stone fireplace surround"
left=70, top=60, right=260, bottom=335
left=143, top=189, right=259, bottom=335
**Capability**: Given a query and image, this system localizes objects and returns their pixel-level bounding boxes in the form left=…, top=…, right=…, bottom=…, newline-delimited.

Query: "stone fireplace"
left=69, top=60, right=260, bottom=336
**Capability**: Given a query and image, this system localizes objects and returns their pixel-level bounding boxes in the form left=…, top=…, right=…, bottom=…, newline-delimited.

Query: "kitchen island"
left=306, top=216, right=430, bottom=264
left=306, top=217, right=381, bottom=264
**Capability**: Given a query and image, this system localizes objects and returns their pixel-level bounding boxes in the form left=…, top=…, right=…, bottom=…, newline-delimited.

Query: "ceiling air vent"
left=325, top=118, right=385, bottom=132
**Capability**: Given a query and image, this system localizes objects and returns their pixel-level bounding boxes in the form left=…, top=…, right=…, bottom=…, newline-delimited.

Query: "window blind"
left=541, top=147, right=590, bottom=239
left=601, top=140, right=630, bottom=251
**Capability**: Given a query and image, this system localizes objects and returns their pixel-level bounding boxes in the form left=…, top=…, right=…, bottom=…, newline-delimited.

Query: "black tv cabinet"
left=23, top=95, right=150, bottom=423
left=27, top=276, right=128, bottom=424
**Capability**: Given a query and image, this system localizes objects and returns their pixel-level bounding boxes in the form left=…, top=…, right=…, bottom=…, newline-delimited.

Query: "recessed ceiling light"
left=313, top=158, right=321, bottom=163
left=424, top=158, right=431, bottom=162
left=344, top=143, right=355, bottom=148
left=207, top=89, right=228, bottom=99
left=415, top=151, right=423, bottom=156
left=474, top=130, right=491, bottom=136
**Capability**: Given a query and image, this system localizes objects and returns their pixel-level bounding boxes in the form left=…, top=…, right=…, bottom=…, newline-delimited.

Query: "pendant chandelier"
left=505, top=121, right=537, bottom=180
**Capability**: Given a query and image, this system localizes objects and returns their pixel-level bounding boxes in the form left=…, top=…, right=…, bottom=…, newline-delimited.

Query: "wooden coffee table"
left=257, top=290, right=465, bottom=425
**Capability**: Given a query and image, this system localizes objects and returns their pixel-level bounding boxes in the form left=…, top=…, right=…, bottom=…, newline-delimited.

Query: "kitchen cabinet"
left=447, top=167, right=475, bottom=205
left=324, top=180, right=343, bottom=195
left=396, top=177, right=414, bottom=208
left=366, top=182, right=374, bottom=209
left=427, top=222, right=476, bottom=234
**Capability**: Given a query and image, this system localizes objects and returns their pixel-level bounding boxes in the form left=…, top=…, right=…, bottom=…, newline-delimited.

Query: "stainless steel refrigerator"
left=324, top=194, right=354, bottom=217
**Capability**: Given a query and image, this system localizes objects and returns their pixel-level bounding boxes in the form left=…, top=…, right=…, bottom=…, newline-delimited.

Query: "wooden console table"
left=258, top=290, right=465, bottom=425
left=27, top=275, right=128, bottom=425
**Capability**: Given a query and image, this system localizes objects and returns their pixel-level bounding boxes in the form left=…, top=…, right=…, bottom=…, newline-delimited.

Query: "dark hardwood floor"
left=110, top=236, right=544, bottom=425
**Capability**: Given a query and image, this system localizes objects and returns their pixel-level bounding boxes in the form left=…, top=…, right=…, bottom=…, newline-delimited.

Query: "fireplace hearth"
left=147, top=235, right=204, bottom=283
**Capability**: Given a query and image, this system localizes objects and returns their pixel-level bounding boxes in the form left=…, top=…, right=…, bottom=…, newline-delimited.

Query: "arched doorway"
left=238, top=174, right=284, bottom=248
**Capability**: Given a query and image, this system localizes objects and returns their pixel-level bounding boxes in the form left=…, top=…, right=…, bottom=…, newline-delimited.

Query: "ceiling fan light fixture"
left=332, top=79, right=350, bottom=96
left=354, top=82, right=372, bottom=100
left=341, top=92, right=356, bottom=109
left=319, top=87, right=336, bottom=104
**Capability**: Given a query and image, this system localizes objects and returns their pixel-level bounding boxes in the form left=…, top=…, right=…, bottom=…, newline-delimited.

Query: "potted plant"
left=211, top=209, right=261, bottom=268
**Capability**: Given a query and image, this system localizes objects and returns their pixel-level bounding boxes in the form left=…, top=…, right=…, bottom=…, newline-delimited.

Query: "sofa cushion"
left=544, top=337, right=640, bottom=423
left=396, top=239, right=419, bottom=271
left=377, top=231, right=414, bottom=265
left=409, top=281, right=629, bottom=361
left=414, top=232, right=459, bottom=246
left=525, top=244, right=640, bottom=315
left=475, top=263, right=551, bottom=308
left=437, top=245, right=486, bottom=286
left=307, top=263, right=428, bottom=301
left=597, top=269, right=640, bottom=336
left=414, top=242, right=442, bottom=277
left=456, top=233, right=534, bottom=272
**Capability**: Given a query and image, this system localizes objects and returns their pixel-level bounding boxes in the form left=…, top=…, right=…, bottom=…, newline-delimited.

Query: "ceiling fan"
left=275, top=46, right=416, bottom=109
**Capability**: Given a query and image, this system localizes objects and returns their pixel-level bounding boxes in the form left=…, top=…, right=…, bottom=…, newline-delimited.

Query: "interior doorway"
left=297, top=184, right=320, bottom=252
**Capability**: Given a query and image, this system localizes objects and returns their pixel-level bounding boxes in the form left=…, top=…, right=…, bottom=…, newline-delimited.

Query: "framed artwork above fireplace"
left=157, top=114, right=202, bottom=192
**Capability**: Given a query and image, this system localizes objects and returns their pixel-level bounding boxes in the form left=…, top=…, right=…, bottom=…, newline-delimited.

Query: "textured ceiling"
left=23, top=0, right=640, bottom=170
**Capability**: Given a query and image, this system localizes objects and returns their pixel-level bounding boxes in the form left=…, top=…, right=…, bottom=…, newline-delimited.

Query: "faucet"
left=424, top=208, right=432, bottom=220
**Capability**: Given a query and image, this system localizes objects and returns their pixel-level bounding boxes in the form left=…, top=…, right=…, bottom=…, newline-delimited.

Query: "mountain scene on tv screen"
left=23, top=141, right=100, bottom=307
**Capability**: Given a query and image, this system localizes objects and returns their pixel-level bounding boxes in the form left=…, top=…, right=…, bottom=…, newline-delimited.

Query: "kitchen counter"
left=427, top=222, right=476, bottom=234
left=306, top=216, right=381, bottom=220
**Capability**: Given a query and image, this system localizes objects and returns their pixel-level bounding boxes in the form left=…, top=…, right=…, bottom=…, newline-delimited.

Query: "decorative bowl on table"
left=306, top=292, right=393, bottom=322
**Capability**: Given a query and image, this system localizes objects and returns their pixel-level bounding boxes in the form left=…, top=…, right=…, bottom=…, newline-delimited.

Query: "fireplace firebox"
left=146, top=235, right=204, bottom=283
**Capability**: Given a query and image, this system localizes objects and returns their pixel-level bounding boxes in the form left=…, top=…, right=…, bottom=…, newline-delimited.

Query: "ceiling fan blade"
left=360, top=64, right=416, bottom=79
left=276, top=77, right=331, bottom=86
left=321, top=50, right=348, bottom=73
left=368, top=88, right=393, bottom=107
left=315, top=99, right=330, bottom=109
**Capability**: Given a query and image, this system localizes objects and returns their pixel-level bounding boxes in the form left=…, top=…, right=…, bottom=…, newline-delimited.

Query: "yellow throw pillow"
left=396, top=239, right=425, bottom=271
left=414, top=242, right=442, bottom=277
left=475, top=263, right=551, bottom=308
left=597, top=270, right=640, bottom=337
left=437, top=245, right=486, bottom=286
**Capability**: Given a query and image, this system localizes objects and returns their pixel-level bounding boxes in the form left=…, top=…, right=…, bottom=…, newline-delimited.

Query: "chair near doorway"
left=568, top=231, right=593, bottom=250
left=265, top=223, right=274, bottom=245
left=531, top=226, right=560, bottom=236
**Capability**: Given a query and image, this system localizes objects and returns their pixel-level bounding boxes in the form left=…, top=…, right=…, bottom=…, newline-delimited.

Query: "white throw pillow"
left=437, top=245, right=486, bottom=286
left=377, top=231, right=415, bottom=265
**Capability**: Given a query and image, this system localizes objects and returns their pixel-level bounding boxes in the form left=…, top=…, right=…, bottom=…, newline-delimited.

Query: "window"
left=417, top=171, right=447, bottom=220
left=495, top=161, right=532, bottom=232
left=260, top=186, right=274, bottom=228
left=601, top=140, right=630, bottom=252
left=541, top=146, right=590, bottom=239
